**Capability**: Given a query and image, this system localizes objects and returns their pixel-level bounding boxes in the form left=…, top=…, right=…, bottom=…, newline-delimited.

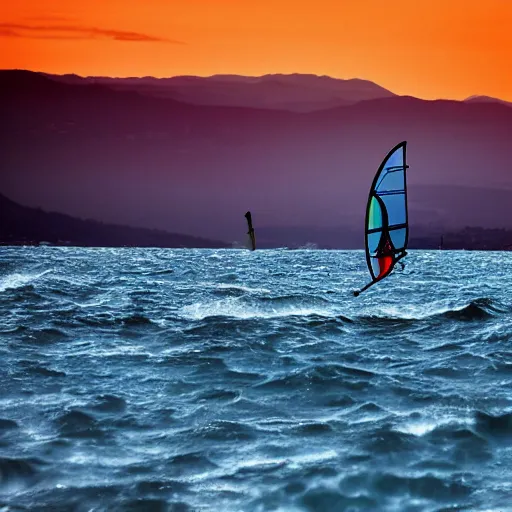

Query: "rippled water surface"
left=1, top=247, right=512, bottom=511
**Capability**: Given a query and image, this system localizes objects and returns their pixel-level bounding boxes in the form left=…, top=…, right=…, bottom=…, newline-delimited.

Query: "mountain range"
left=42, top=72, right=397, bottom=113
left=1, top=69, right=512, bottom=247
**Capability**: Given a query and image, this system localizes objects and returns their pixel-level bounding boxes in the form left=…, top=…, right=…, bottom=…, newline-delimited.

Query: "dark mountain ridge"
left=42, top=71, right=396, bottom=112
left=0, top=193, right=228, bottom=248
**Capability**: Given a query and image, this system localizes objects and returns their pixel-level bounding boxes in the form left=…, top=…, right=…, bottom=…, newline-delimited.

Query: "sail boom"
left=376, top=190, right=406, bottom=197
left=367, top=222, right=407, bottom=235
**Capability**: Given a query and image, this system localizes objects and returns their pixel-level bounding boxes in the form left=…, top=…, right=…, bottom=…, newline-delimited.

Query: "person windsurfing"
left=354, top=141, right=409, bottom=296
left=376, top=234, right=394, bottom=278
left=245, top=211, right=256, bottom=251
left=355, top=234, right=406, bottom=296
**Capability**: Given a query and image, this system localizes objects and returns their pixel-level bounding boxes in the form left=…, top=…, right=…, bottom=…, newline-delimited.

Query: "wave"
left=475, top=410, right=512, bottom=438
left=196, top=388, right=241, bottom=403
left=26, top=484, right=125, bottom=510
left=89, top=394, right=127, bottom=414
left=76, top=313, right=157, bottom=328
left=425, top=341, right=464, bottom=352
left=179, top=298, right=337, bottom=321
left=441, top=298, right=503, bottom=321
left=395, top=414, right=474, bottom=437
left=364, top=427, right=420, bottom=454
left=422, top=366, right=466, bottom=379
left=133, top=479, right=190, bottom=495
left=193, top=420, right=257, bottom=442
left=230, top=457, right=288, bottom=477
left=0, top=457, right=42, bottom=493
left=300, top=488, right=377, bottom=511
left=368, top=472, right=472, bottom=501
left=0, top=418, right=19, bottom=430
left=214, top=283, right=271, bottom=294
left=290, top=422, right=333, bottom=436
left=115, top=499, right=171, bottom=510
left=29, top=327, right=70, bottom=344
left=56, top=410, right=104, bottom=439
left=255, top=364, right=376, bottom=392
left=228, top=455, right=336, bottom=500
left=120, top=314, right=154, bottom=326
left=167, top=451, right=218, bottom=472
left=143, top=268, right=174, bottom=276
left=0, top=269, right=52, bottom=293
left=259, top=294, right=331, bottom=305
left=176, top=287, right=502, bottom=327
left=2, top=326, right=69, bottom=346
left=24, top=365, right=66, bottom=378
left=358, top=298, right=504, bottom=324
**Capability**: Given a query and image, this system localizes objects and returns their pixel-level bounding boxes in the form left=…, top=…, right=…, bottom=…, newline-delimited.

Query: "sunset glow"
left=1, top=0, right=511, bottom=101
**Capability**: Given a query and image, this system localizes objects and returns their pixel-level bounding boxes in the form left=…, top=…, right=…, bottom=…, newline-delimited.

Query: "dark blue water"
left=1, top=247, right=511, bottom=511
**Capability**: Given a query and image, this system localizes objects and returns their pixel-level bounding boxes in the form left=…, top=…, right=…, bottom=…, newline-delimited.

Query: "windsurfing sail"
left=354, top=141, right=409, bottom=296
left=245, top=211, right=256, bottom=251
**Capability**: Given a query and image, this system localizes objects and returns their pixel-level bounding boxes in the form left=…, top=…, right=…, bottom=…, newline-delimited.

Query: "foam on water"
left=395, top=414, right=475, bottom=436
left=215, top=283, right=272, bottom=294
left=180, top=297, right=336, bottom=320
left=0, top=269, right=52, bottom=292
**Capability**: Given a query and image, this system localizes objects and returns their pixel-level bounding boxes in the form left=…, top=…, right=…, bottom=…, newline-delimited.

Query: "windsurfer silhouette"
left=376, top=234, right=394, bottom=279
left=354, top=231, right=406, bottom=296
left=244, top=211, right=256, bottom=251
left=376, top=232, right=407, bottom=275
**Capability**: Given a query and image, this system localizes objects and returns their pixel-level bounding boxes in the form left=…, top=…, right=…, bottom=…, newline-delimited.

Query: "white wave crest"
left=215, top=283, right=271, bottom=294
left=0, top=269, right=52, bottom=292
left=395, top=414, right=474, bottom=437
left=180, top=298, right=334, bottom=321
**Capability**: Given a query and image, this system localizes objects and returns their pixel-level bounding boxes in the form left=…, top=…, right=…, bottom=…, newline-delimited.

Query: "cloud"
left=0, top=28, right=19, bottom=37
left=25, top=15, right=79, bottom=22
left=0, top=22, right=183, bottom=44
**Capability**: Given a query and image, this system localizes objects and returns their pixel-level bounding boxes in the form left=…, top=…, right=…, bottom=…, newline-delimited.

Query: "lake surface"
left=1, top=247, right=511, bottom=511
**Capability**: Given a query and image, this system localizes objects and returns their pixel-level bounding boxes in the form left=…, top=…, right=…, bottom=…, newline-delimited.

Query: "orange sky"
left=1, top=0, right=511, bottom=101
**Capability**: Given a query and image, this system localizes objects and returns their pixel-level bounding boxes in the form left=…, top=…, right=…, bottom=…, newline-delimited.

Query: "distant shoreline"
left=2, top=243, right=512, bottom=252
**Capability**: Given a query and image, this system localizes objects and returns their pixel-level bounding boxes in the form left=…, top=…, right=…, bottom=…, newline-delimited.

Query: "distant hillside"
left=255, top=224, right=512, bottom=250
left=411, top=227, right=512, bottom=251
left=1, top=70, right=512, bottom=243
left=44, top=72, right=396, bottom=112
left=464, top=95, right=512, bottom=108
left=0, top=193, right=228, bottom=248
left=256, top=225, right=359, bottom=249
left=2, top=188, right=511, bottom=251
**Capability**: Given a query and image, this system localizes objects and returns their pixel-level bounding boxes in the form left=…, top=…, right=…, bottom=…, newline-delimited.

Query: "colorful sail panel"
left=364, top=141, right=408, bottom=282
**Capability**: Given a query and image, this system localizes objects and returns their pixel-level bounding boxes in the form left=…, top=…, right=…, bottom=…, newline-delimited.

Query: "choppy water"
left=1, top=247, right=512, bottom=512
